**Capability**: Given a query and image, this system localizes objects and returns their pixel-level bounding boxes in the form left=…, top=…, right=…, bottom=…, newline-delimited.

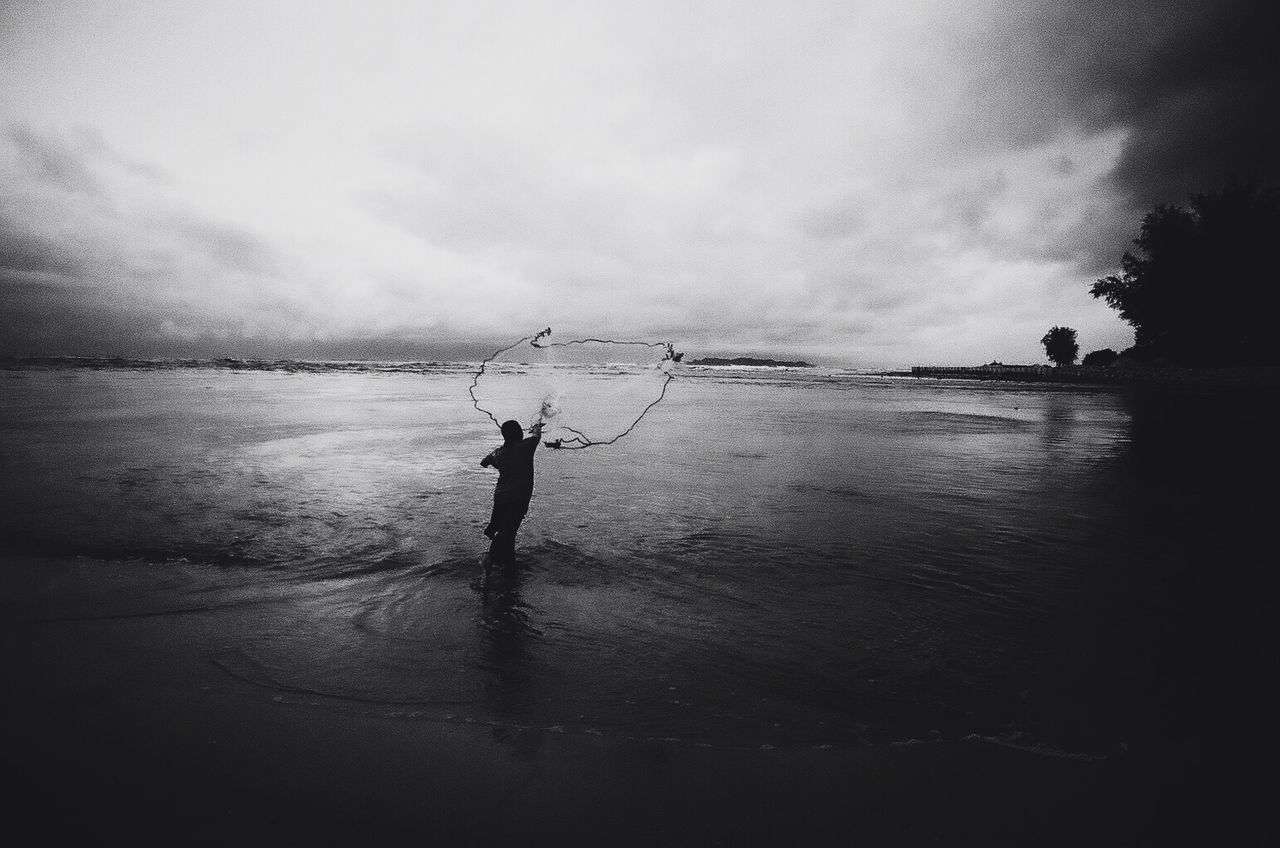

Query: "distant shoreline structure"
left=909, top=363, right=1280, bottom=390
left=687, top=357, right=815, bottom=368
left=911, top=364, right=1065, bottom=381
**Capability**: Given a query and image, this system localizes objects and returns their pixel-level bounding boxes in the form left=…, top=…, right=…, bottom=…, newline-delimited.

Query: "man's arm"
left=525, top=419, right=544, bottom=447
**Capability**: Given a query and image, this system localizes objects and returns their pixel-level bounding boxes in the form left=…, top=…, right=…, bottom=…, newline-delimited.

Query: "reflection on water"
left=478, top=561, right=539, bottom=719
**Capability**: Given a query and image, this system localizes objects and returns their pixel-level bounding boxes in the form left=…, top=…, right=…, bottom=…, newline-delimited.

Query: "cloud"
left=7, top=1, right=1270, bottom=366
left=0, top=123, right=295, bottom=354
left=1013, top=0, right=1278, bottom=208
left=7, top=124, right=104, bottom=196
left=0, top=123, right=532, bottom=358
left=174, top=216, right=281, bottom=277
left=0, top=220, right=83, bottom=279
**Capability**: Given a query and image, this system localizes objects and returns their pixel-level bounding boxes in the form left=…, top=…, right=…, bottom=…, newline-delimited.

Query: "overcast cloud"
left=1, top=0, right=1274, bottom=366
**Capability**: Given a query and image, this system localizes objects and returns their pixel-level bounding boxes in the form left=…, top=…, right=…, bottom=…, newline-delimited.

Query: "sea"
left=2, top=358, right=1276, bottom=762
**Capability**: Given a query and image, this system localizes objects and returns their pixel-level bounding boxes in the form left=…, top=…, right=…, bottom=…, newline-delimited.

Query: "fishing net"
left=469, top=328, right=681, bottom=449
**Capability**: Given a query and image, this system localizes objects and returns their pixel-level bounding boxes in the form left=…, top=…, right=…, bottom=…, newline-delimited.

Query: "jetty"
left=910, top=364, right=1124, bottom=384
left=915, top=364, right=1050, bottom=380
left=910, top=363, right=1280, bottom=391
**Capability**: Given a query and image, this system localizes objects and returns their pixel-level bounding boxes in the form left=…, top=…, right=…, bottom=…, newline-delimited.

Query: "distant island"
left=687, top=357, right=815, bottom=368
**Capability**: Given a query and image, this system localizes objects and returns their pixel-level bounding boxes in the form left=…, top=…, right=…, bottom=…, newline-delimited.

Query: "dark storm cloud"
left=0, top=225, right=135, bottom=356
left=0, top=125, right=294, bottom=356
left=1107, top=11, right=1278, bottom=206
left=0, top=278, right=130, bottom=357
left=939, top=0, right=1278, bottom=272
left=0, top=220, right=82, bottom=278
left=1031, top=0, right=1278, bottom=207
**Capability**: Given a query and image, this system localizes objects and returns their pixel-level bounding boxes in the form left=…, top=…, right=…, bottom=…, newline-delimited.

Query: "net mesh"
left=470, top=328, right=680, bottom=449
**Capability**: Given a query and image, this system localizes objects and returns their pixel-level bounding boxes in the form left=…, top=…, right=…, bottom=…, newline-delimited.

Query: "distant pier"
left=909, top=364, right=1121, bottom=384
left=909, top=363, right=1280, bottom=390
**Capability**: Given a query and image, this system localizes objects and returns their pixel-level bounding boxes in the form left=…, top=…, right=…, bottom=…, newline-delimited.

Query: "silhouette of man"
left=481, top=418, right=542, bottom=568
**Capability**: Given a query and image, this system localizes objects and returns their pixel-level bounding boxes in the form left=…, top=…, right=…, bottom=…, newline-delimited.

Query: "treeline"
left=1091, top=179, right=1280, bottom=366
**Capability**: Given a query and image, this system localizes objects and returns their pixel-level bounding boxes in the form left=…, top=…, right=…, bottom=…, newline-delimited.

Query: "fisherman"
left=480, top=418, right=542, bottom=568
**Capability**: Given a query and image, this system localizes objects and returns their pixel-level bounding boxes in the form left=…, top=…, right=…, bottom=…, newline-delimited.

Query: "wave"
left=961, top=733, right=1113, bottom=762
left=0, top=535, right=274, bottom=569
left=0, top=356, right=475, bottom=375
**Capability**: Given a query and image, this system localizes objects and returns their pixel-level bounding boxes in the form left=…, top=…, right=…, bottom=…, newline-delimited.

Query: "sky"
left=1, top=0, right=1275, bottom=367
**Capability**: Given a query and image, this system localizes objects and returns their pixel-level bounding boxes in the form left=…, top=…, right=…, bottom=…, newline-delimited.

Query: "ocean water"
left=2, top=361, right=1276, bottom=758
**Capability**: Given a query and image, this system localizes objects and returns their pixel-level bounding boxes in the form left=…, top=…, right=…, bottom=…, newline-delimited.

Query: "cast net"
left=469, top=328, right=681, bottom=449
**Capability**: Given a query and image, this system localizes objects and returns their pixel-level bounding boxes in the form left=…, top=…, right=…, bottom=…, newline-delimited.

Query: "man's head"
left=500, top=420, right=523, bottom=443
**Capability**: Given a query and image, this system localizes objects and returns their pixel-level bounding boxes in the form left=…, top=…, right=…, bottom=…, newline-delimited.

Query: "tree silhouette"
left=1082, top=348, right=1118, bottom=367
left=1041, top=326, right=1078, bottom=366
left=1091, top=179, right=1280, bottom=365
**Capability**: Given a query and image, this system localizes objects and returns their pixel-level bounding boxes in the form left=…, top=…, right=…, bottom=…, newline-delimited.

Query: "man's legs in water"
left=487, top=501, right=528, bottom=566
left=483, top=498, right=500, bottom=539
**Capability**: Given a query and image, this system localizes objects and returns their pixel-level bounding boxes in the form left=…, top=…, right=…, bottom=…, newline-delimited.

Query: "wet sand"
left=7, top=553, right=1265, bottom=846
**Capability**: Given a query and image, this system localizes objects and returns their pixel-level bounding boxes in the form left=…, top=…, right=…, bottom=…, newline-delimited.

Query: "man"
left=481, top=418, right=542, bottom=568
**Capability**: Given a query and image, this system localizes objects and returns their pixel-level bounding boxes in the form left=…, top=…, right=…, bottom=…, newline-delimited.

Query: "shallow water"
left=2, top=362, right=1276, bottom=756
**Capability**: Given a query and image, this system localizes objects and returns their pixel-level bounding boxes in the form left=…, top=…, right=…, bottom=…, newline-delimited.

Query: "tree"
left=1082, top=348, right=1118, bottom=367
left=1090, top=179, right=1280, bottom=365
left=1041, top=326, right=1078, bottom=366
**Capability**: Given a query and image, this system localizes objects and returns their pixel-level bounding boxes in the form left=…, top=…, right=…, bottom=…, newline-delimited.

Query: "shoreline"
left=10, top=355, right=1278, bottom=395
left=3, top=552, right=1267, bottom=844
left=902, top=364, right=1280, bottom=391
